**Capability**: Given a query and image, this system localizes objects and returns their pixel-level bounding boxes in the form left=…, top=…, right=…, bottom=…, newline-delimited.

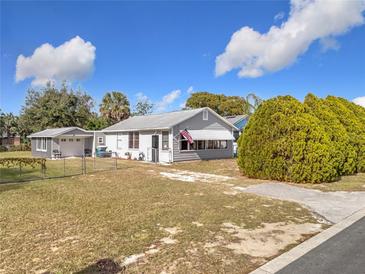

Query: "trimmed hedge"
left=0, top=158, right=46, bottom=169
left=238, top=94, right=365, bottom=183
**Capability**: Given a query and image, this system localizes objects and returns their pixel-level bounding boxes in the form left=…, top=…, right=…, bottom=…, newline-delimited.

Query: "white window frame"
left=36, top=137, right=47, bottom=152
left=116, top=132, right=123, bottom=149
left=128, top=132, right=139, bottom=149
left=98, top=136, right=104, bottom=144
left=162, top=131, right=169, bottom=150
left=203, top=110, right=208, bottom=120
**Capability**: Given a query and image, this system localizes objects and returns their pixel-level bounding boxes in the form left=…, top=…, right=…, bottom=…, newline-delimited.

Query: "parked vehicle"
left=95, top=146, right=112, bottom=158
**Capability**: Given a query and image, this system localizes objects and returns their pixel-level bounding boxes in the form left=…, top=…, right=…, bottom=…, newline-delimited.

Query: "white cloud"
left=136, top=92, right=149, bottom=101
left=156, top=89, right=181, bottom=111
left=16, top=36, right=96, bottom=86
left=187, top=86, right=194, bottom=94
left=319, top=37, right=340, bottom=52
left=216, top=0, right=365, bottom=78
left=274, top=11, right=285, bottom=21
left=179, top=101, right=187, bottom=109
left=353, top=96, right=365, bottom=107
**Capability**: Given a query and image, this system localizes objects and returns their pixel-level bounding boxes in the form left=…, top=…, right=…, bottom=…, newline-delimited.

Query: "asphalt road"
left=278, top=217, right=365, bottom=274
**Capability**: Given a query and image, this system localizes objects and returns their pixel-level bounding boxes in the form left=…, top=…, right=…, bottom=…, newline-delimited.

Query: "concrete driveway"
left=235, top=183, right=365, bottom=223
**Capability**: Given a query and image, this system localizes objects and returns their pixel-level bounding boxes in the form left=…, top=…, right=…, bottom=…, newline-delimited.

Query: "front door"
left=151, top=135, right=159, bottom=163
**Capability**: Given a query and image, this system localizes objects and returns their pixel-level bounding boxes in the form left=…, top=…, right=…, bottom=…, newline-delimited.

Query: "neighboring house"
left=102, top=107, right=238, bottom=163
left=28, top=127, right=105, bottom=158
left=224, top=115, right=249, bottom=140
left=0, top=133, right=21, bottom=148
left=28, top=108, right=238, bottom=163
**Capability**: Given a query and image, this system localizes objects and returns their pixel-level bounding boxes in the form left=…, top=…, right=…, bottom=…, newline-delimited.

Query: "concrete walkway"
left=235, top=183, right=365, bottom=223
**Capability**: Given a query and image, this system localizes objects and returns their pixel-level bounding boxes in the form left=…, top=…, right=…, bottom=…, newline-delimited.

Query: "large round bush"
left=238, top=96, right=336, bottom=183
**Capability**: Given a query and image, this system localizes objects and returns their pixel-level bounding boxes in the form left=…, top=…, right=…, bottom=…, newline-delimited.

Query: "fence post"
left=42, top=161, right=45, bottom=179
left=82, top=157, right=85, bottom=175
left=19, top=161, right=22, bottom=177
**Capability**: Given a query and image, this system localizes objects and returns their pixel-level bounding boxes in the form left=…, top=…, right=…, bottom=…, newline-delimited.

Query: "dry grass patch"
left=172, top=159, right=365, bottom=192
left=0, top=161, right=320, bottom=273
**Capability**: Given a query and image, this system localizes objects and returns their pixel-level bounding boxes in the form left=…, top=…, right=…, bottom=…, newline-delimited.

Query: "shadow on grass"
left=0, top=183, right=26, bottom=193
left=75, top=258, right=125, bottom=274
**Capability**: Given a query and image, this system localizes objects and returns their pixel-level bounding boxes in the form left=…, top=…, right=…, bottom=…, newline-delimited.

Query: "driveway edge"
left=250, top=207, right=365, bottom=274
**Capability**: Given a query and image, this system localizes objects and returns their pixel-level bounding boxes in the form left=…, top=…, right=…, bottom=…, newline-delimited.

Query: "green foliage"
left=185, top=92, right=250, bottom=116
left=304, top=94, right=357, bottom=176
left=238, top=94, right=365, bottom=183
left=99, top=91, right=130, bottom=125
left=0, top=111, right=19, bottom=137
left=133, top=97, right=154, bottom=116
left=19, top=82, right=94, bottom=135
left=0, top=146, right=7, bottom=152
left=7, top=144, right=31, bottom=152
left=85, top=115, right=109, bottom=130
left=0, top=157, right=46, bottom=169
left=324, top=96, right=365, bottom=172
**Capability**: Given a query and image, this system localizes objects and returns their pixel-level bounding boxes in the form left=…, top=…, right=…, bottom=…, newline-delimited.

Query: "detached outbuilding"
left=28, top=127, right=105, bottom=158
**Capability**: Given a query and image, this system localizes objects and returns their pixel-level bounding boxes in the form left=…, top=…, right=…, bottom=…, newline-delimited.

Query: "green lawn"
left=0, top=154, right=321, bottom=273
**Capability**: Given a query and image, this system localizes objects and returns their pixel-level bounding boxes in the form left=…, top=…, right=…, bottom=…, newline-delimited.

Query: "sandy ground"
left=237, top=183, right=365, bottom=223
left=160, top=169, right=234, bottom=183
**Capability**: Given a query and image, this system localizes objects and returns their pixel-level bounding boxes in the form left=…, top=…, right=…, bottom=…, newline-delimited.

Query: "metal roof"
left=28, top=127, right=93, bottom=138
left=224, top=115, right=248, bottom=126
left=103, top=108, right=221, bottom=132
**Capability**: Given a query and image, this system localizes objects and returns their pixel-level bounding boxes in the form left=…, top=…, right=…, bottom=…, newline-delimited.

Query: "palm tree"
left=99, top=91, right=130, bottom=124
left=245, top=93, right=263, bottom=115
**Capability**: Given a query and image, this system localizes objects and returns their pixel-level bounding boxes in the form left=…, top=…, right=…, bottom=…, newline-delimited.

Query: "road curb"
left=250, top=207, right=365, bottom=274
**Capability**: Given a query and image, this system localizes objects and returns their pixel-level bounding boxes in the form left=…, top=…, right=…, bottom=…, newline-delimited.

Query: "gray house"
left=102, top=107, right=238, bottom=163
left=28, top=127, right=105, bottom=158
left=29, top=108, right=238, bottom=162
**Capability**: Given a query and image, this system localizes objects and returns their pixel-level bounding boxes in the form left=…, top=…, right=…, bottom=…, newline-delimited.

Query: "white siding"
left=104, top=130, right=172, bottom=163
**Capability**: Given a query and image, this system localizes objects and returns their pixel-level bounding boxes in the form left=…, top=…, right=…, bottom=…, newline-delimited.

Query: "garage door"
left=60, top=138, right=84, bottom=157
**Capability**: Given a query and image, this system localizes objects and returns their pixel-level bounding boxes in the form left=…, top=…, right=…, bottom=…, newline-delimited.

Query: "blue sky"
left=1, top=0, right=365, bottom=114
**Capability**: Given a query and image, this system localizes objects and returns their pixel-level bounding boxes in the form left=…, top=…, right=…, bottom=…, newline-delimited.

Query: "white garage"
left=59, top=137, right=85, bottom=157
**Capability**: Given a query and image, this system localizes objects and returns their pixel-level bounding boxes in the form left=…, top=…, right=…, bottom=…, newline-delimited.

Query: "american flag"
left=180, top=129, right=194, bottom=144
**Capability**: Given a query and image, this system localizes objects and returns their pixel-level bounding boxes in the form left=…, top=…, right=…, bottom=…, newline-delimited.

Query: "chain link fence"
left=0, top=157, right=120, bottom=184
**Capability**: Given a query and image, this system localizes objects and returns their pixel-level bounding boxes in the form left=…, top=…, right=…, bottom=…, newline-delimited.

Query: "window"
left=36, top=138, right=47, bottom=152
left=179, top=139, right=229, bottom=151
left=61, top=138, right=66, bottom=142
left=128, top=132, right=139, bottom=149
left=197, top=140, right=205, bottom=150
left=69, top=138, right=73, bottom=142
left=98, top=137, right=104, bottom=144
left=203, top=110, right=208, bottom=120
left=76, top=138, right=81, bottom=142
left=213, top=140, right=220, bottom=149
left=220, top=140, right=228, bottom=149
left=162, top=131, right=169, bottom=150
left=117, top=132, right=123, bottom=149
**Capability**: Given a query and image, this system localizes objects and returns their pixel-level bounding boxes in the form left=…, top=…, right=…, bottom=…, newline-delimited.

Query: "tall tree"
left=133, top=97, right=154, bottom=116
left=0, top=112, right=18, bottom=137
left=185, top=92, right=249, bottom=116
left=99, top=91, right=130, bottom=124
left=19, top=82, right=94, bottom=135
